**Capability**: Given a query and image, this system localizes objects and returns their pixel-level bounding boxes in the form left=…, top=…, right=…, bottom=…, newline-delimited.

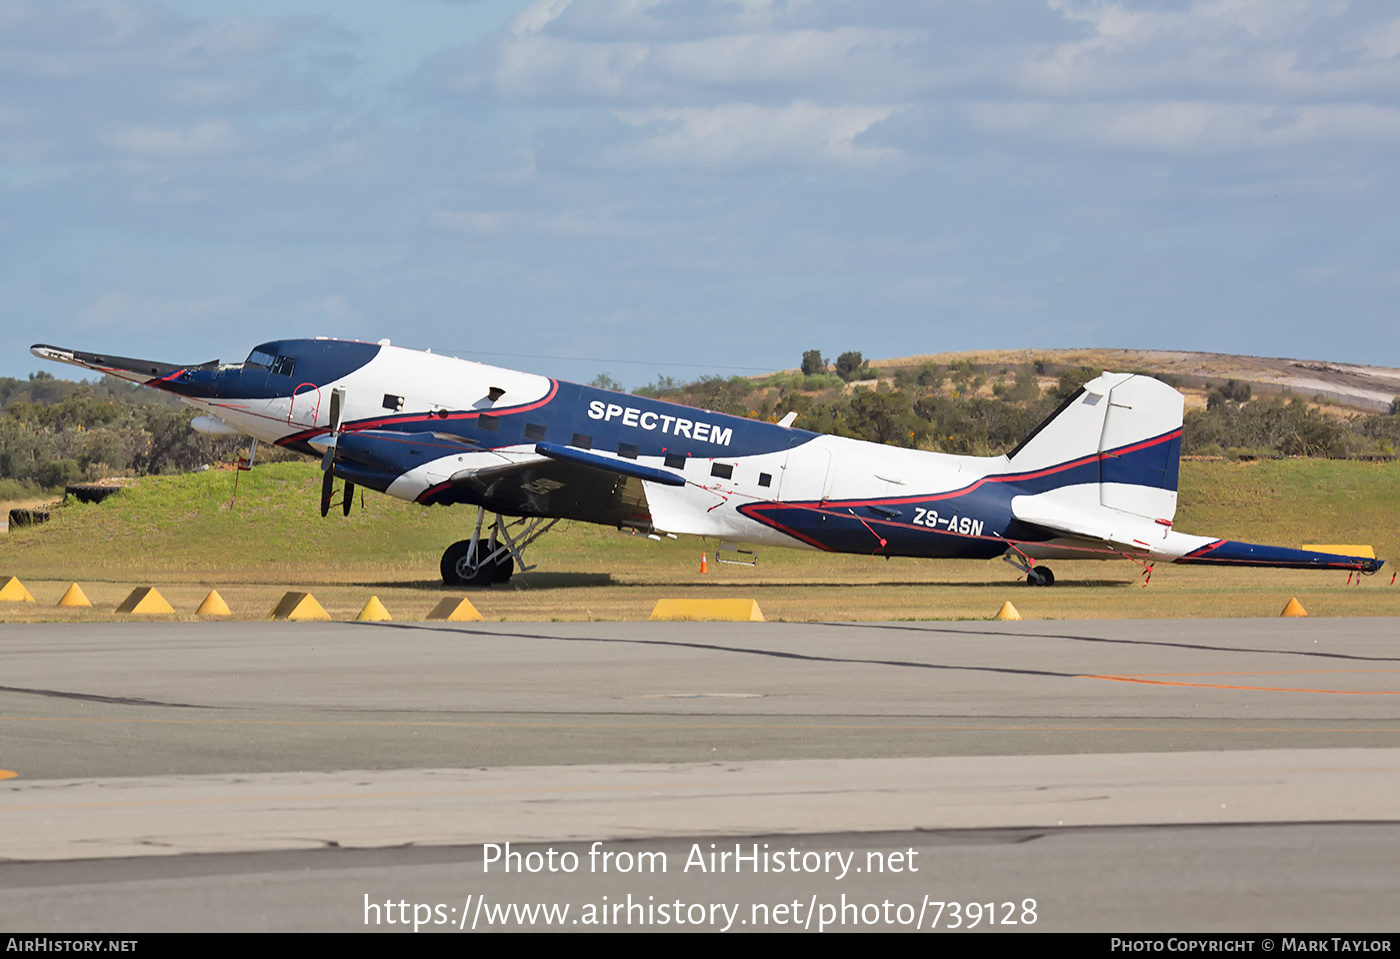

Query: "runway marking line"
left=3, top=762, right=1399, bottom=815
left=1120, top=670, right=1400, bottom=678
left=1084, top=674, right=1400, bottom=695
left=0, top=776, right=890, bottom=814
left=1, top=716, right=1399, bottom=733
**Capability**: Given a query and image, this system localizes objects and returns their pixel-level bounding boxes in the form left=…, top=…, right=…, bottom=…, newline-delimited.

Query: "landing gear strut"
left=1003, top=550, right=1055, bottom=587
left=440, top=507, right=558, bottom=587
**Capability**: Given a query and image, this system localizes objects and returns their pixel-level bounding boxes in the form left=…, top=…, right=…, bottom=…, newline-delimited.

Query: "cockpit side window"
left=270, top=355, right=296, bottom=377
left=245, top=349, right=276, bottom=369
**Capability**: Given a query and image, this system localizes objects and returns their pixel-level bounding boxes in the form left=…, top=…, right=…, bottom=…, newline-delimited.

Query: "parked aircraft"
left=31, top=339, right=1383, bottom=586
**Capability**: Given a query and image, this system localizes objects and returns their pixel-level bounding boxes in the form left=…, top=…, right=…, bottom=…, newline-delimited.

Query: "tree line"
left=0, top=372, right=290, bottom=497
left=635, top=355, right=1400, bottom=459
left=4, top=355, right=1397, bottom=499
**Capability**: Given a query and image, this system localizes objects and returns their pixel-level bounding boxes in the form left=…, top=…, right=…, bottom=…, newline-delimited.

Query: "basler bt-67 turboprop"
left=31, top=339, right=1384, bottom=586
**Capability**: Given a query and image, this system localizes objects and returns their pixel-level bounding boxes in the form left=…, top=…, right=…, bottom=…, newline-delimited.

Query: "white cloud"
left=433, top=0, right=1400, bottom=162
left=0, top=2, right=287, bottom=80
left=8, top=1, right=1400, bottom=380
left=431, top=207, right=661, bottom=239
left=610, top=99, right=901, bottom=168
left=655, top=27, right=920, bottom=89
left=493, top=34, right=650, bottom=98
left=1354, top=17, right=1400, bottom=61
left=1030, top=0, right=1400, bottom=99
left=971, top=100, right=1400, bottom=152
left=74, top=290, right=246, bottom=331
left=510, top=0, right=579, bottom=37
left=485, top=24, right=922, bottom=100
left=431, top=209, right=511, bottom=233
left=131, top=175, right=204, bottom=203
left=0, top=0, right=349, bottom=167
left=165, top=75, right=267, bottom=108
left=107, top=120, right=239, bottom=157
left=295, top=293, right=358, bottom=323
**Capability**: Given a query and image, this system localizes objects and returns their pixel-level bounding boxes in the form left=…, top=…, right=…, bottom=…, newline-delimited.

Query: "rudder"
left=1096, top=375, right=1182, bottom=521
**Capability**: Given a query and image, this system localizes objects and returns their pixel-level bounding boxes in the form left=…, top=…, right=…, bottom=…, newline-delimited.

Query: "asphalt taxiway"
left=2, top=618, right=1398, bottom=931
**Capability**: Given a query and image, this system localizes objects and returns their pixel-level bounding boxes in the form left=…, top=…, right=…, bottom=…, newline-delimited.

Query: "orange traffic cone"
left=700, top=552, right=709, bottom=574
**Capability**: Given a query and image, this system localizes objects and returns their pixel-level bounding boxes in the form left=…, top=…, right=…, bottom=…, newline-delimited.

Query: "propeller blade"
left=328, top=388, right=344, bottom=433
left=320, top=469, right=334, bottom=518
left=321, top=388, right=345, bottom=476
left=342, top=480, right=356, bottom=516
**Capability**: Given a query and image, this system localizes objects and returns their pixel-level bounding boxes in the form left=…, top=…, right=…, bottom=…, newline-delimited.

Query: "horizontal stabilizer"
left=1011, top=485, right=1172, bottom=552
left=1179, top=540, right=1383, bottom=572
left=30, top=344, right=217, bottom=382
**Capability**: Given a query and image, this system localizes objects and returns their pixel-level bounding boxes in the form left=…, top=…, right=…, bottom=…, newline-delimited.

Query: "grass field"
left=1, top=459, right=1396, bottom=622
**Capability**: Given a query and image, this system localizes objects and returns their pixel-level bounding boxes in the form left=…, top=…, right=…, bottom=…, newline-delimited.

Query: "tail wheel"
left=1026, top=566, right=1056, bottom=587
left=441, top=539, right=498, bottom=588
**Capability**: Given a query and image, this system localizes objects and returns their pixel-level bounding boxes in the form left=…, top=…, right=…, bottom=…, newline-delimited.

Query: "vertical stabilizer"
left=1007, top=372, right=1183, bottom=523
left=1006, top=372, right=1129, bottom=473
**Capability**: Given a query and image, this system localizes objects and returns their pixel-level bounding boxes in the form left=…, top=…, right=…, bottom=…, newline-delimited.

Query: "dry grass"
left=0, top=562, right=1395, bottom=623
left=1, top=459, right=1395, bottom=623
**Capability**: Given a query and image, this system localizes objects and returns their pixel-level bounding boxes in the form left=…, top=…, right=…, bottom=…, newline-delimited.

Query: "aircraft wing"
left=447, top=452, right=658, bottom=532
left=334, top=432, right=667, bottom=532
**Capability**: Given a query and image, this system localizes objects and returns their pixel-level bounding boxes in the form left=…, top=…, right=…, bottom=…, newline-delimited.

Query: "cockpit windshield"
left=244, top=346, right=296, bottom=377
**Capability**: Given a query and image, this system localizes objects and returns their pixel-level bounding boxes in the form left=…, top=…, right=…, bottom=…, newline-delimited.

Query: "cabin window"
left=710, top=463, right=734, bottom=480
left=270, top=356, right=296, bottom=377
left=617, top=442, right=638, bottom=460
left=571, top=433, right=592, bottom=449
left=758, top=472, right=772, bottom=487
left=664, top=453, right=686, bottom=470
left=478, top=414, right=499, bottom=431
left=524, top=423, right=547, bottom=441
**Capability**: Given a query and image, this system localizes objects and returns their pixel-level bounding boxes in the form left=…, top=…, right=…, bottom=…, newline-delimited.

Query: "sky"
left=2, top=0, right=1398, bottom=387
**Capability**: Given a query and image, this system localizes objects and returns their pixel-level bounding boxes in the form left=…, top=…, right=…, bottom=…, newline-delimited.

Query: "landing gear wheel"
left=492, top=553, right=514, bottom=584
left=441, top=539, right=498, bottom=588
left=1026, top=566, right=1055, bottom=587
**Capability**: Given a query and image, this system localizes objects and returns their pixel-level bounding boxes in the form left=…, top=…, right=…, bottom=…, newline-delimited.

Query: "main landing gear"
left=441, top=539, right=512, bottom=588
left=441, top=507, right=559, bottom=587
left=1003, top=551, right=1055, bottom=587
